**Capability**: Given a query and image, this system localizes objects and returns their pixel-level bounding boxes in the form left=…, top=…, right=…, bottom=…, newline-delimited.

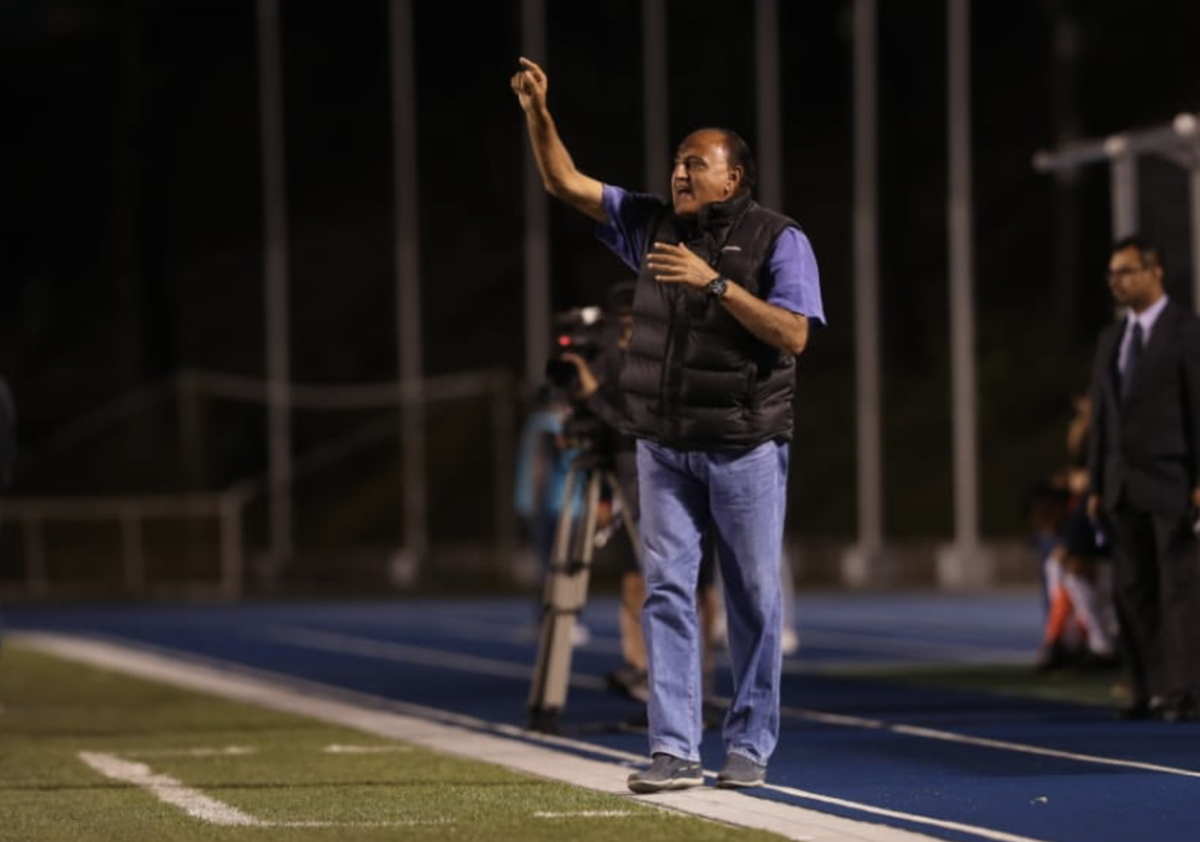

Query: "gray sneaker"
left=716, top=752, right=766, bottom=788
left=627, top=753, right=704, bottom=793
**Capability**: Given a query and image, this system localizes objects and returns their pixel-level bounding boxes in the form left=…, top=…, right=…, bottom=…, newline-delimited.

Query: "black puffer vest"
left=620, top=194, right=799, bottom=450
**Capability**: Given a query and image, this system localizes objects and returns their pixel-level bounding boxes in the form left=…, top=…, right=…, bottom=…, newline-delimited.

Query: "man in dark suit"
left=1087, top=234, right=1200, bottom=721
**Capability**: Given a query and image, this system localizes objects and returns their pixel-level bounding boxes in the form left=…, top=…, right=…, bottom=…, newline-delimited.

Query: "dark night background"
left=3, top=0, right=1200, bottom=576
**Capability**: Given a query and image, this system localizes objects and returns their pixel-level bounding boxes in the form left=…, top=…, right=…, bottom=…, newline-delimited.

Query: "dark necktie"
left=1122, top=321, right=1144, bottom=399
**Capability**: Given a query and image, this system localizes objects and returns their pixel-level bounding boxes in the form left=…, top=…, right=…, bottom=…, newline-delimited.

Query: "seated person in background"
left=1035, top=392, right=1119, bottom=672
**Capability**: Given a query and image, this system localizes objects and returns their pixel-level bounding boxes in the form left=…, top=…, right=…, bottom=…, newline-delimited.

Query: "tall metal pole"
left=844, top=0, right=885, bottom=587
left=522, top=0, right=549, bottom=389
left=754, top=0, right=782, bottom=211
left=939, top=0, right=988, bottom=588
left=1110, top=151, right=1139, bottom=238
left=643, top=0, right=668, bottom=192
left=1033, top=114, right=1200, bottom=311
left=390, top=0, right=427, bottom=577
left=256, top=0, right=293, bottom=569
left=1191, top=147, right=1200, bottom=311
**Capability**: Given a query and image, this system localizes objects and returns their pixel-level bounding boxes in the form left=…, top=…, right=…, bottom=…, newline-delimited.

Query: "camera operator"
left=553, top=285, right=647, bottom=694
left=556, top=285, right=723, bottom=713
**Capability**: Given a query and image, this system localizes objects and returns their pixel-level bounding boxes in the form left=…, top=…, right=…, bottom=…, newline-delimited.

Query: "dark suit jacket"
left=1088, top=300, right=1200, bottom=514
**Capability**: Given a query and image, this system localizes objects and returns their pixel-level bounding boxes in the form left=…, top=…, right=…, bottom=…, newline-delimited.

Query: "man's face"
left=1107, top=246, right=1163, bottom=312
left=670, top=130, right=742, bottom=216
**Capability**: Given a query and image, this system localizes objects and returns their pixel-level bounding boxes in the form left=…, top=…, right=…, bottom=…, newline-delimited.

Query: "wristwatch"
left=706, top=276, right=729, bottom=299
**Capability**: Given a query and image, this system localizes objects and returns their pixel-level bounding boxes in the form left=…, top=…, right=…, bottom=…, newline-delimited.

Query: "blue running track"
left=9, top=592, right=1200, bottom=842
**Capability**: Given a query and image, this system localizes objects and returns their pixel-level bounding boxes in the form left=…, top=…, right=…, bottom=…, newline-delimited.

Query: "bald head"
left=670, top=128, right=756, bottom=216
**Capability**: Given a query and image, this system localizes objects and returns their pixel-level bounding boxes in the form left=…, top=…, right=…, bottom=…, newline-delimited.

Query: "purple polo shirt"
left=596, top=184, right=826, bottom=325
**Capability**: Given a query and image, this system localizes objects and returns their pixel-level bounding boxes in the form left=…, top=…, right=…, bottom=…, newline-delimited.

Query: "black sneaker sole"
left=716, top=775, right=765, bottom=789
left=627, top=775, right=704, bottom=794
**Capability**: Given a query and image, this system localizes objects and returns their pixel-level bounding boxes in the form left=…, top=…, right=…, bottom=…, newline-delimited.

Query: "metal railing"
left=2, top=366, right=519, bottom=599
left=4, top=482, right=257, bottom=599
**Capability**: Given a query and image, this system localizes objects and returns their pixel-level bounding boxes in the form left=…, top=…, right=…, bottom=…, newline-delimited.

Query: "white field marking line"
left=124, top=746, right=257, bottom=758
left=780, top=704, right=1200, bottom=780
left=533, top=810, right=636, bottom=818
left=274, top=819, right=454, bottom=827
left=18, top=633, right=948, bottom=842
left=323, top=743, right=414, bottom=754
left=266, top=624, right=1200, bottom=780
left=759, top=780, right=1054, bottom=842
left=78, top=750, right=450, bottom=828
left=261, top=624, right=609, bottom=691
left=78, top=751, right=269, bottom=827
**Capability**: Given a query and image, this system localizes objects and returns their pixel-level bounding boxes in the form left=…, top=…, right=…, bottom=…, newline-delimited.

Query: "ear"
left=727, top=165, right=744, bottom=193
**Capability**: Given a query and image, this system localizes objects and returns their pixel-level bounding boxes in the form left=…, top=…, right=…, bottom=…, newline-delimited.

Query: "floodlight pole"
left=522, top=0, right=549, bottom=389
left=843, top=0, right=887, bottom=587
left=754, top=0, right=782, bottom=212
left=643, top=0, right=668, bottom=193
left=390, top=0, right=427, bottom=581
left=256, top=0, right=293, bottom=570
left=937, top=0, right=991, bottom=589
left=1033, top=113, right=1200, bottom=311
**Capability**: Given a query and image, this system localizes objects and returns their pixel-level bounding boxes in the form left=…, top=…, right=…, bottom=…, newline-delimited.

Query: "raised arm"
left=511, top=57, right=606, bottom=223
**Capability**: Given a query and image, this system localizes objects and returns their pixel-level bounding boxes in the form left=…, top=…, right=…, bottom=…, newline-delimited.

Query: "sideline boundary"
left=15, top=631, right=951, bottom=842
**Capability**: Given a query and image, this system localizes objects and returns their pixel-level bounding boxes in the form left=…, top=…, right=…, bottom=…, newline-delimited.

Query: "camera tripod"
left=527, top=449, right=640, bottom=733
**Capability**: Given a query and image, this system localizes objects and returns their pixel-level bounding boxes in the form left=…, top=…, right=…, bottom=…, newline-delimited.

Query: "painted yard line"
left=276, top=820, right=454, bottom=827
left=261, top=624, right=608, bottom=691
left=323, top=744, right=414, bottom=754
left=16, top=633, right=945, bottom=842
left=533, top=810, right=637, bottom=818
left=124, top=746, right=257, bottom=758
left=78, top=751, right=269, bottom=827
left=781, top=706, right=1200, bottom=780
left=78, top=750, right=446, bottom=828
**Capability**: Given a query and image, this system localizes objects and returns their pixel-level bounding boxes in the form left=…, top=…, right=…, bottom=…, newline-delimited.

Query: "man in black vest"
left=1087, top=234, right=1200, bottom=722
left=513, top=57, right=825, bottom=790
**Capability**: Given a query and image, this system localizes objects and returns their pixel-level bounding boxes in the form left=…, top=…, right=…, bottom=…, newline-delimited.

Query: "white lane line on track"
left=19, top=632, right=951, bottom=842
left=760, top=781, right=1058, bottom=842
left=782, top=707, right=1200, bottom=780
left=781, top=629, right=1032, bottom=663
left=265, top=625, right=1200, bottom=783
left=261, top=624, right=610, bottom=691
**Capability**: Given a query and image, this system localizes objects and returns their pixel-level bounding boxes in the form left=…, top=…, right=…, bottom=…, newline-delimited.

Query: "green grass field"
left=0, top=644, right=789, bottom=842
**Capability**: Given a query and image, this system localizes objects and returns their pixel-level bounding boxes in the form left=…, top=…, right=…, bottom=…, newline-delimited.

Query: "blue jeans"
left=636, top=439, right=788, bottom=764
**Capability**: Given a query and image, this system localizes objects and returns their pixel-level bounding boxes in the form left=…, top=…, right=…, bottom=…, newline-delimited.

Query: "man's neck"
left=1130, top=291, right=1166, bottom=316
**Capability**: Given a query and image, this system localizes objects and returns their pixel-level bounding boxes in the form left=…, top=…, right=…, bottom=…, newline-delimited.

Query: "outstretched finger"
left=518, top=56, right=545, bottom=81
